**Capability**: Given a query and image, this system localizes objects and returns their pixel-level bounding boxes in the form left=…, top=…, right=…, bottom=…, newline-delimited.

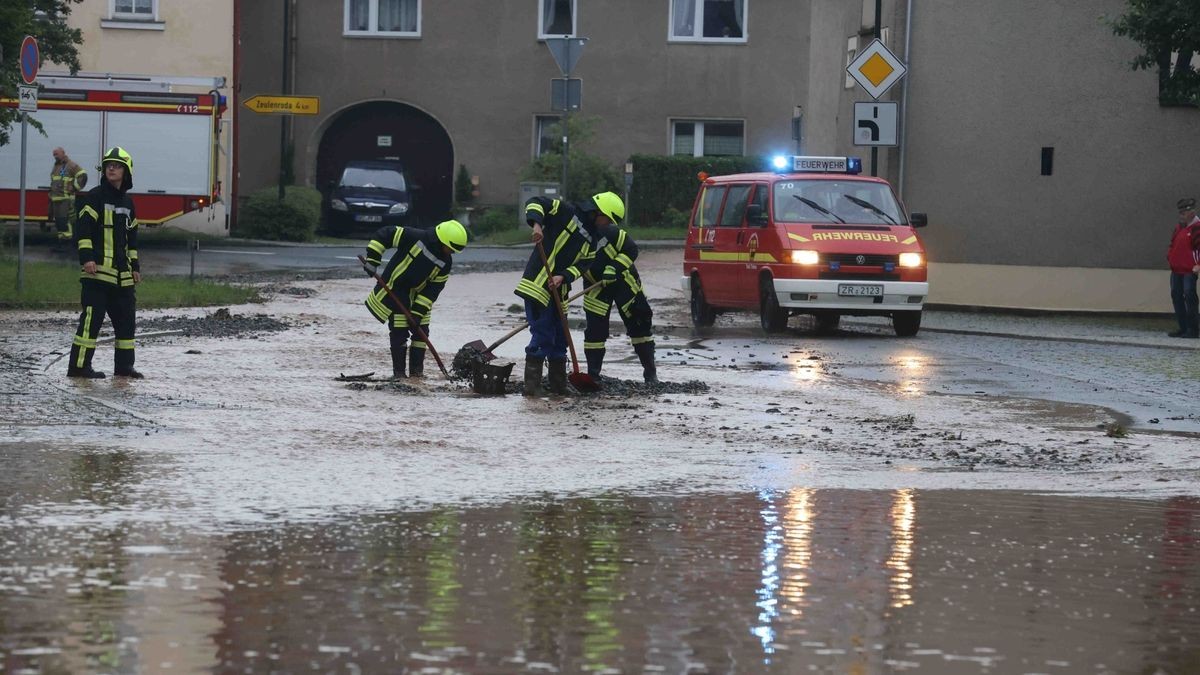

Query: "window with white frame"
left=111, top=0, right=155, bottom=20
left=539, top=0, right=576, bottom=38
left=535, top=115, right=561, bottom=156
left=345, top=0, right=420, bottom=37
left=670, top=0, right=746, bottom=42
left=672, top=120, right=745, bottom=157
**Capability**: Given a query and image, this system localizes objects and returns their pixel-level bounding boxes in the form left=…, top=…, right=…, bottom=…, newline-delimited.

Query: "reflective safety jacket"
left=76, top=182, right=139, bottom=287
left=582, top=221, right=641, bottom=288
left=50, top=158, right=88, bottom=202
left=516, top=196, right=593, bottom=307
left=364, top=225, right=453, bottom=323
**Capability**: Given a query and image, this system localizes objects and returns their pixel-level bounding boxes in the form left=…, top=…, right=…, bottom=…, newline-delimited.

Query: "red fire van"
left=682, top=156, right=929, bottom=336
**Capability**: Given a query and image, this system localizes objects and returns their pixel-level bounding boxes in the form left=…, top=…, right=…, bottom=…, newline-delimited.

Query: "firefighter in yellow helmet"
left=364, top=220, right=468, bottom=378
left=67, top=147, right=142, bottom=379
left=48, top=147, right=88, bottom=247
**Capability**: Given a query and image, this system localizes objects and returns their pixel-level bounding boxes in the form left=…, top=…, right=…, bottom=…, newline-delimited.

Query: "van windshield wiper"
left=793, top=195, right=845, bottom=223
left=841, top=194, right=898, bottom=225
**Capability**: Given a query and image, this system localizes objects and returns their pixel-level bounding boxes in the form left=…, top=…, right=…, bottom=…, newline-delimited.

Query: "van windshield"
left=341, top=167, right=406, bottom=191
left=773, top=180, right=904, bottom=225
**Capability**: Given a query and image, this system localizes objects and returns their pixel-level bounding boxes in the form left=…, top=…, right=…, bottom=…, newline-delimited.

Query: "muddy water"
left=2, top=473, right=1198, bottom=674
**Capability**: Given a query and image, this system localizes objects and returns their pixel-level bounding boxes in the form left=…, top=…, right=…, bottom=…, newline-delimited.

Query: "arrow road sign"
left=545, top=37, right=587, bottom=76
left=242, top=94, right=320, bottom=115
left=847, top=38, right=906, bottom=100
left=20, top=35, right=40, bottom=85
left=853, top=101, right=898, bottom=146
left=551, top=78, right=582, bottom=112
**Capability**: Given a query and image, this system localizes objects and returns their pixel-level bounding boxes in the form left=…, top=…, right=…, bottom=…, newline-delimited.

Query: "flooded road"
left=2, top=482, right=1198, bottom=673
left=4, top=248, right=1200, bottom=673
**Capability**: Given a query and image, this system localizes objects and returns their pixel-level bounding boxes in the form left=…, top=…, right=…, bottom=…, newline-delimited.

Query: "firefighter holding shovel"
left=363, top=220, right=468, bottom=379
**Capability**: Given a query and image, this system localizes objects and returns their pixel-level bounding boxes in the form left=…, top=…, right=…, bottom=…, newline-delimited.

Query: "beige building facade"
left=63, top=0, right=234, bottom=236
left=237, top=0, right=1198, bottom=312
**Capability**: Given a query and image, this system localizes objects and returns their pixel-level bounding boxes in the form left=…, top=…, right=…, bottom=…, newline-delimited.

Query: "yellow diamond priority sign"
left=847, top=38, right=907, bottom=100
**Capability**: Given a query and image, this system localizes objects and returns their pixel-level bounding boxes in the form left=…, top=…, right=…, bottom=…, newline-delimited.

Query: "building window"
left=112, top=0, right=155, bottom=19
left=670, top=0, right=747, bottom=43
left=345, top=0, right=420, bottom=37
left=672, top=120, right=745, bottom=157
left=535, top=115, right=561, bottom=156
left=539, top=0, right=576, bottom=38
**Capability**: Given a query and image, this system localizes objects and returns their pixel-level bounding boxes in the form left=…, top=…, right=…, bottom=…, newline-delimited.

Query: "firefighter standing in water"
left=579, top=192, right=657, bottom=384
left=517, top=192, right=622, bottom=395
left=48, top=147, right=88, bottom=247
left=364, top=220, right=468, bottom=378
left=67, top=147, right=142, bottom=379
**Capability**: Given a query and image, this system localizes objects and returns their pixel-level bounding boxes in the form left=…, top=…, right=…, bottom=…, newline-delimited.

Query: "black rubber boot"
left=634, top=342, right=658, bottom=384
left=584, top=348, right=605, bottom=379
left=547, top=359, right=568, bottom=394
left=389, top=331, right=407, bottom=379
left=67, top=345, right=105, bottom=379
left=409, top=348, right=425, bottom=378
left=114, top=349, right=144, bottom=379
left=523, top=356, right=544, bottom=397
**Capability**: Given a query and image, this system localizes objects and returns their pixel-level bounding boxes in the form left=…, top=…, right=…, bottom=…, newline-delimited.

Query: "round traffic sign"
left=20, top=36, right=40, bottom=85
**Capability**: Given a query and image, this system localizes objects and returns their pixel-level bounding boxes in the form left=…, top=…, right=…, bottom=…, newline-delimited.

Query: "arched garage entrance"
left=316, top=101, right=453, bottom=227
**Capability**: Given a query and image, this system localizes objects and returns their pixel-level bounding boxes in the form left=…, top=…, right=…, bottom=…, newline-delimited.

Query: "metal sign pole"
left=560, top=39, right=571, bottom=198
left=871, top=0, right=882, bottom=177
left=17, top=112, right=28, bottom=292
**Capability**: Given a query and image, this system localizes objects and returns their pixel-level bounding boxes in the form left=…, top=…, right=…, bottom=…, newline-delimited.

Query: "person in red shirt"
left=1167, top=198, right=1200, bottom=338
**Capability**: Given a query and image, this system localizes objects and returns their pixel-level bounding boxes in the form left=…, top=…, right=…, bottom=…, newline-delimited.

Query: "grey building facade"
left=236, top=0, right=1198, bottom=311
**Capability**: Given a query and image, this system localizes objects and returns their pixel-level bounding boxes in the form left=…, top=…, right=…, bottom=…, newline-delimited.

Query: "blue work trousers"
left=524, top=299, right=567, bottom=360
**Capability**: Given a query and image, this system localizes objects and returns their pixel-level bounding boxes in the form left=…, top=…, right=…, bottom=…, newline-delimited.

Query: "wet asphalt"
left=2, top=247, right=1199, bottom=673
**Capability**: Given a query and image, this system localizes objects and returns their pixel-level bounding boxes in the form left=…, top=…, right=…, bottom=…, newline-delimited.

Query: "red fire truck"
left=682, top=156, right=930, bottom=336
left=1, top=78, right=225, bottom=227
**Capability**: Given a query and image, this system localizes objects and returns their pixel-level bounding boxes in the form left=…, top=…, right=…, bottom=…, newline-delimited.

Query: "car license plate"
left=838, top=284, right=883, bottom=297
left=355, top=215, right=382, bottom=223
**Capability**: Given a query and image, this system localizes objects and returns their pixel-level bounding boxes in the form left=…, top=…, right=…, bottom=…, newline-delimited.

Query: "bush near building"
left=236, top=186, right=323, bottom=242
left=628, top=155, right=764, bottom=227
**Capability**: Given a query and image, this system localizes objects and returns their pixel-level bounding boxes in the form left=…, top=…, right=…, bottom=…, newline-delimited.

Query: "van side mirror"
left=746, top=203, right=768, bottom=226
left=910, top=212, right=928, bottom=228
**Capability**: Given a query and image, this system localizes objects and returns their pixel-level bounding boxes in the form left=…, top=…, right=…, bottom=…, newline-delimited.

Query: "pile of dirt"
left=141, top=308, right=289, bottom=339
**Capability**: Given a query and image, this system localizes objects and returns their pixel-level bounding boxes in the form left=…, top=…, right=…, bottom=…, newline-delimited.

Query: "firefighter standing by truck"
left=579, top=193, right=657, bottom=384
left=48, top=147, right=88, bottom=247
left=67, top=147, right=142, bottom=379
left=364, top=220, right=468, bottom=378
left=516, top=192, right=615, bottom=395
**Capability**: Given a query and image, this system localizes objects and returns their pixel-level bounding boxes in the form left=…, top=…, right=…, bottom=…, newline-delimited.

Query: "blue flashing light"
left=771, top=155, right=789, bottom=171
left=829, top=261, right=841, bottom=271
left=884, top=262, right=896, bottom=272
left=846, top=157, right=863, bottom=175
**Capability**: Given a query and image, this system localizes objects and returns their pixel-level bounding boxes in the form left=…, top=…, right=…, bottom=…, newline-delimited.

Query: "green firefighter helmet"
left=435, top=219, right=468, bottom=253
left=100, top=146, right=134, bottom=190
left=591, top=191, right=625, bottom=225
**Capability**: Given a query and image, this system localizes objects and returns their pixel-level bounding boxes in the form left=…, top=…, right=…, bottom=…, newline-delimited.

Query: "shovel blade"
left=568, top=371, right=600, bottom=393
left=461, top=340, right=496, bottom=362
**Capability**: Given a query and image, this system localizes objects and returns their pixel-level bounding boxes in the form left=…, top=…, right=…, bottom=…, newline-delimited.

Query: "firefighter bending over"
left=364, top=220, right=468, bottom=378
left=515, top=192, right=599, bottom=396
left=580, top=192, right=657, bottom=384
left=68, top=147, right=142, bottom=379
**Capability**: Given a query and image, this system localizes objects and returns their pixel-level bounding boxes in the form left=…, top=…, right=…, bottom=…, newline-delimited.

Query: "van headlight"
left=330, top=198, right=348, bottom=212
left=790, top=250, right=820, bottom=265
left=898, top=252, right=924, bottom=268
left=389, top=203, right=409, bottom=215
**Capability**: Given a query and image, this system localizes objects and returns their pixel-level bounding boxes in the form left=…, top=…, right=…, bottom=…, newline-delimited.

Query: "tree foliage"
left=519, top=115, right=622, bottom=200
left=1109, top=0, right=1200, bottom=105
left=0, top=0, right=85, bottom=146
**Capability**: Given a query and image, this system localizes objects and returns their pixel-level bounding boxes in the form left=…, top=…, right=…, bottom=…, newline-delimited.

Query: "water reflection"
left=2, top=489, right=1199, bottom=673
left=788, top=353, right=825, bottom=383
left=894, top=354, right=927, bottom=396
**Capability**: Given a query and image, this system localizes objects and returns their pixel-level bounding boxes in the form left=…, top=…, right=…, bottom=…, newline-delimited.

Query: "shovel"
left=358, top=255, right=451, bottom=380
left=460, top=281, right=603, bottom=362
left=536, top=240, right=599, bottom=393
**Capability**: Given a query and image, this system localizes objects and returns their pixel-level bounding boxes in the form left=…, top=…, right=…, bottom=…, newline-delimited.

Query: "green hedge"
left=628, top=155, right=766, bottom=227
left=470, top=204, right=519, bottom=236
left=235, top=186, right=322, bottom=242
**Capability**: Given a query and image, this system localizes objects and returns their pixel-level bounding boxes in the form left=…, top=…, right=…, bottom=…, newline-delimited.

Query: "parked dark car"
left=324, top=159, right=413, bottom=234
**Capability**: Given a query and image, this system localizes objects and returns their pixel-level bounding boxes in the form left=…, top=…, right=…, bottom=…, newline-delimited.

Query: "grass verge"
left=0, top=258, right=261, bottom=310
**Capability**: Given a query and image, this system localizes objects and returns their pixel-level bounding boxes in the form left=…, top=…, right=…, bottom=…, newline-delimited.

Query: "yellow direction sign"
left=846, top=38, right=907, bottom=100
left=243, top=94, right=320, bottom=115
